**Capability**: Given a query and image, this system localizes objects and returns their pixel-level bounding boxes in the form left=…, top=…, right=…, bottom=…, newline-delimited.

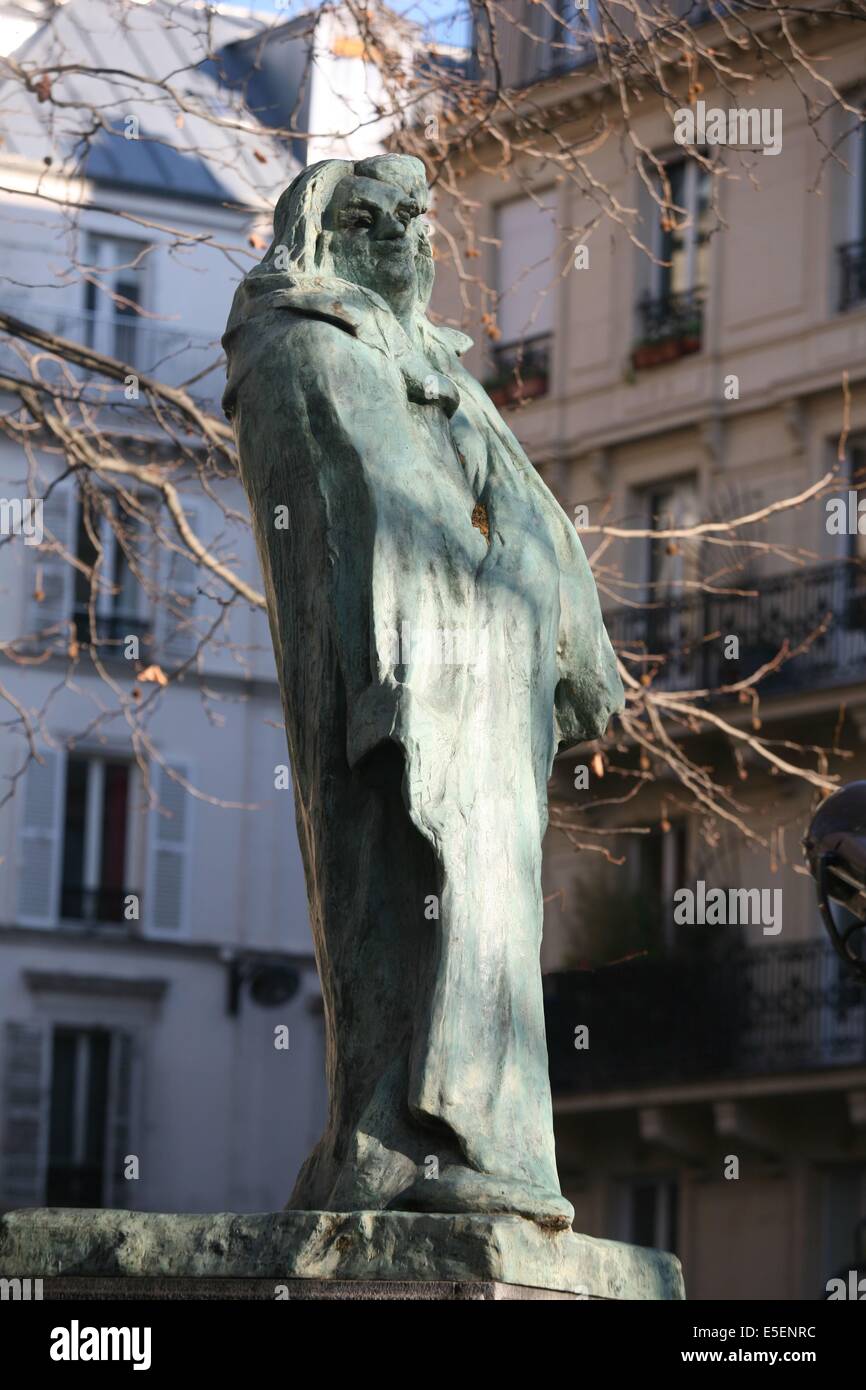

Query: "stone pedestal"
left=0, top=1208, right=684, bottom=1300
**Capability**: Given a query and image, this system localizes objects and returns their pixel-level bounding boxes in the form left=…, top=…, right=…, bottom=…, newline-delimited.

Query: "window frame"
left=58, top=751, right=140, bottom=931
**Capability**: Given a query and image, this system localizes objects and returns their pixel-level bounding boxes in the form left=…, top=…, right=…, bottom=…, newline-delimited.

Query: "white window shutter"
left=0, top=1021, right=50, bottom=1207
left=16, top=748, right=66, bottom=928
left=144, top=761, right=193, bottom=937
left=25, top=482, right=76, bottom=648
left=156, top=507, right=199, bottom=666
left=496, top=197, right=557, bottom=343
left=104, top=1030, right=141, bottom=1208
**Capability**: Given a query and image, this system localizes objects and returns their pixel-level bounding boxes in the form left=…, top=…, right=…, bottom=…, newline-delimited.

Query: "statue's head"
left=261, top=154, right=433, bottom=317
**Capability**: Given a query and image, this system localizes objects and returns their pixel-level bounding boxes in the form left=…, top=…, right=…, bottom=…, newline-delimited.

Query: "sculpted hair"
left=264, top=159, right=354, bottom=274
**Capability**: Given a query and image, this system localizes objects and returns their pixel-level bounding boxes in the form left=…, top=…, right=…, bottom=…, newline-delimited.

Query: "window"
left=637, top=477, right=702, bottom=687
left=83, top=235, right=148, bottom=366
left=634, top=158, right=710, bottom=368
left=0, top=1021, right=137, bottom=1209
left=629, top=821, right=688, bottom=949
left=837, top=439, right=866, bottom=634
left=644, top=477, right=700, bottom=600
left=489, top=196, right=557, bottom=405
left=24, top=481, right=151, bottom=654
left=16, top=748, right=191, bottom=935
left=548, top=0, right=597, bottom=73
left=24, top=483, right=195, bottom=666
left=655, top=160, right=711, bottom=301
left=46, top=1027, right=111, bottom=1205
left=72, top=492, right=150, bottom=651
left=842, top=440, right=866, bottom=562
left=626, top=1177, right=679, bottom=1254
left=838, top=98, right=866, bottom=312
left=60, top=755, right=136, bottom=926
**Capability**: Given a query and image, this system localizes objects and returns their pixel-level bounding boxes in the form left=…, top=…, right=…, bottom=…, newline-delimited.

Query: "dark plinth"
left=33, top=1276, right=588, bottom=1300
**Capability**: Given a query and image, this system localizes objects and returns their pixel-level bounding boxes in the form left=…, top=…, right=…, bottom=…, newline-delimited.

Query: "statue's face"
left=323, top=175, right=429, bottom=311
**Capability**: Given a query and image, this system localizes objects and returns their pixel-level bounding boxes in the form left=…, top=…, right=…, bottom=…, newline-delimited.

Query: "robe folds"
left=223, top=271, right=624, bottom=1227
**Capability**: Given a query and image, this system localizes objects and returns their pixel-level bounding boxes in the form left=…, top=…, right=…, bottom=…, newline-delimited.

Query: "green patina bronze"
left=221, top=154, right=624, bottom=1229
left=0, top=158, right=687, bottom=1298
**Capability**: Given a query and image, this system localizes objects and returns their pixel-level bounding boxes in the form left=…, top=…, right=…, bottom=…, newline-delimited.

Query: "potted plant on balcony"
left=631, top=313, right=703, bottom=370
left=484, top=367, right=549, bottom=407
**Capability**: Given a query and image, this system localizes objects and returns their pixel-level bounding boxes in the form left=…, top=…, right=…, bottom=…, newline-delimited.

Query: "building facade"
left=0, top=0, right=442, bottom=1216
left=431, top=3, right=866, bottom=1298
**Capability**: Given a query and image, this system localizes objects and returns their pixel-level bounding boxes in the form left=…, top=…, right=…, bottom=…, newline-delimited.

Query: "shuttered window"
left=495, top=196, right=558, bottom=347
left=16, top=750, right=66, bottom=929
left=24, top=483, right=75, bottom=650
left=0, top=1023, right=140, bottom=1209
left=144, top=761, right=193, bottom=937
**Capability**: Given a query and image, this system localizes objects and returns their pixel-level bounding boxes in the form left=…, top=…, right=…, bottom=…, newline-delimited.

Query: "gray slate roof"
left=1, top=0, right=297, bottom=210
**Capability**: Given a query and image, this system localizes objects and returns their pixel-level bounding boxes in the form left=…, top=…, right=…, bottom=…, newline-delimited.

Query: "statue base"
left=11, top=1275, right=611, bottom=1300
left=0, top=1208, right=684, bottom=1300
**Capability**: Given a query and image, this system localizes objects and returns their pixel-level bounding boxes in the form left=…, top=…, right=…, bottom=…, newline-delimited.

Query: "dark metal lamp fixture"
left=222, top=951, right=302, bottom=1016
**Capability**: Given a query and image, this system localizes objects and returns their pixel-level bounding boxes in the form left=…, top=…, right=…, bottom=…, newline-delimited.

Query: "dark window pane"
left=112, top=540, right=138, bottom=621
left=113, top=277, right=140, bottom=364
left=101, top=762, right=129, bottom=896
left=60, top=758, right=88, bottom=915
left=73, top=500, right=101, bottom=647
left=46, top=1028, right=110, bottom=1207
left=85, top=1031, right=110, bottom=1166
left=47, top=1030, right=77, bottom=1165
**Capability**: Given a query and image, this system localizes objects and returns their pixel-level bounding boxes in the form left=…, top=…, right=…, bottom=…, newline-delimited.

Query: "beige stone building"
left=431, top=4, right=866, bottom=1299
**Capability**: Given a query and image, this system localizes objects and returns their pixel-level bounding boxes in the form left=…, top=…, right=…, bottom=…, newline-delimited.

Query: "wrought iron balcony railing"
left=544, top=939, right=866, bottom=1094
left=486, top=333, right=552, bottom=406
left=60, top=883, right=139, bottom=927
left=0, top=300, right=224, bottom=401
left=632, top=288, right=704, bottom=368
left=605, top=562, right=866, bottom=696
left=838, top=240, right=866, bottom=313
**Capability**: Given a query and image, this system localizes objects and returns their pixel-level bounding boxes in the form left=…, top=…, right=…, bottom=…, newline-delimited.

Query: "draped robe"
left=223, top=271, right=624, bottom=1228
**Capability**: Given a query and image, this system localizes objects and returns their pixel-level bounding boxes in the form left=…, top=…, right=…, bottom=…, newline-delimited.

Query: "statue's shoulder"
left=222, top=277, right=382, bottom=419
left=225, top=271, right=391, bottom=343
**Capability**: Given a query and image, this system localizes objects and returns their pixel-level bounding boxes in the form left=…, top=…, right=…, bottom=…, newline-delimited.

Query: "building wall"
left=433, top=10, right=866, bottom=1298
left=0, top=4, right=332, bottom=1214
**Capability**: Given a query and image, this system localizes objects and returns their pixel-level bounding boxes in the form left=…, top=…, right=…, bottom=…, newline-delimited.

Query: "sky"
left=246, top=0, right=473, bottom=48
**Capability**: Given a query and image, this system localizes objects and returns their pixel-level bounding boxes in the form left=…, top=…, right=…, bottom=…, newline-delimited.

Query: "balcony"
left=60, top=883, right=139, bottom=928
left=485, top=333, right=552, bottom=408
left=605, top=562, right=866, bottom=696
left=545, top=939, right=866, bottom=1095
left=632, top=288, right=704, bottom=370
left=0, top=300, right=225, bottom=402
left=838, top=240, right=866, bottom=313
